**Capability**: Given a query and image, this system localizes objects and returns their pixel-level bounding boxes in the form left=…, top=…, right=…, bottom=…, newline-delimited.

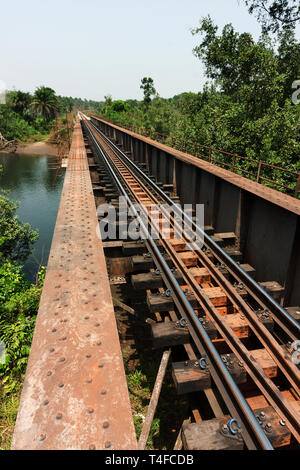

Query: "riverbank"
left=0, top=141, right=57, bottom=156
left=15, top=141, right=58, bottom=156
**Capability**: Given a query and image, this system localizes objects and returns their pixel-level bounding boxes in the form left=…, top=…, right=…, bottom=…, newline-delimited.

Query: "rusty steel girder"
left=11, top=118, right=137, bottom=450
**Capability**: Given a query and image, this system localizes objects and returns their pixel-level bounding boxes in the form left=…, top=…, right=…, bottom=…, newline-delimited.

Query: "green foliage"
left=0, top=315, right=36, bottom=393
left=0, top=263, right=30, bottom=304
left=0, top=191, right=39, bottom=264
left=0, top=178, right=44, bottom=395
left=0, top=104, right=37, bottom=141
left=100, top=19, right=300, bottom=194
left=7, top=91, right=32, bottom=120
left=127, top=369, right=146, bottom=390
left=140, top=77, right=156, bottom=106
left=0, top=386, right=21, bottom=449
left=191, top=16, right=287, bottom=110
left=0, top=261, right=45, bottom=393
left=30, top=86, right=60, bottom=121
left=244, top=0, right=300, bottom=33
left=0, top=87, right=104, bottom=143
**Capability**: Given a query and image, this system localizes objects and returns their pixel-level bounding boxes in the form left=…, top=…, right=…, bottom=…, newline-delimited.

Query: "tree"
left=30, top=86, right=60, bottom=121
left=277, top=28, right=300, bottom=99
left=191, top=16, right=288, bottom=116
left=7, top=91, right=32, bottom=119
left=110, top=100, right=129, bottom=112
left=0, top=191, right=39, bottom=264
left=243, top=0, right=300, bottom=33
left=140, top=77, right=156, bottom=106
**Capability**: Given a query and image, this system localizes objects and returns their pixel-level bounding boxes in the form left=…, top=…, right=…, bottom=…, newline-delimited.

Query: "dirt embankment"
left=14, top=141, right=58, bottom=156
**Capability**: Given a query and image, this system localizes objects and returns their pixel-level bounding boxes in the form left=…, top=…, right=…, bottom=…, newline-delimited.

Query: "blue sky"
left=0, top=0, right=298, bottom=101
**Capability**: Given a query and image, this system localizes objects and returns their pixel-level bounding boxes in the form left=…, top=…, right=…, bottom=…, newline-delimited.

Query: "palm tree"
left=31, top=86, right=60, bottom=121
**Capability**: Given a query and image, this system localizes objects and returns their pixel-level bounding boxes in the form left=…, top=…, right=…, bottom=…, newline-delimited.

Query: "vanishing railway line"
left=81, top=113, right=300, bottom=451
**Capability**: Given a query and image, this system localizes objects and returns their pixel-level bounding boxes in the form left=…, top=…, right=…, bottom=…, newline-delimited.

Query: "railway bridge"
left=11, top=113, right=300, bottom=450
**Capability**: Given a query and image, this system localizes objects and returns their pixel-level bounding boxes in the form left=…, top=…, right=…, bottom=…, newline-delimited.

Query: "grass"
left=122, top=347, right=188, bottom=449
left=115, top=281, right=189, bottom=450
left=22, top=133, right=49, bottom=143
left=0, top=382, right=21, bottom=450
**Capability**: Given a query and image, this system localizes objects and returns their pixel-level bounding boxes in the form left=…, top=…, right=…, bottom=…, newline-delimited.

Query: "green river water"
left=0, top=153, right=64, bottom=281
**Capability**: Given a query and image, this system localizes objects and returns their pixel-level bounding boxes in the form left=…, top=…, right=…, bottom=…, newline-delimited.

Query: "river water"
left=0, top=153, right=64, bottom=282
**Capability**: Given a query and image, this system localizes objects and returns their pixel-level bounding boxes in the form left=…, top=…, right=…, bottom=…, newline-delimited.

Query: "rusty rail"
left=83, top=115, right=300, bottom=449
left=83, top=116, right=277, bottom=450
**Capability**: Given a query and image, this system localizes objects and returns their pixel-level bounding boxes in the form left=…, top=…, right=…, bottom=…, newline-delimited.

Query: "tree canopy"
left=243, top=0, right=300, bottom=33
left=30, top=86, right=60, bottom=121
left=99, top=18, right=300, bottom=194
left=140, top=77, right=156, bottom=106
left=0, top=191, right=39, bottom=264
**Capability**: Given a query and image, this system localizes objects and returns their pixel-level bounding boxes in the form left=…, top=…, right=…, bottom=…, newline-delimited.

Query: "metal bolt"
left=265, top=422, right=272, bottom=433
left=259, top=411, right=266, bottom=422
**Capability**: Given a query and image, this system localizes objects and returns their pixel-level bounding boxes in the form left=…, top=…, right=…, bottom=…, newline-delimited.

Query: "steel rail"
left=86, top=119, right=300, bottom=441
left=82, top=116, right=274, bottom=450
left=89, top=119, right=300, bottom=388
left=90, top=117, right=300, bottom=342
left=96, top=136, right=300, bottom=401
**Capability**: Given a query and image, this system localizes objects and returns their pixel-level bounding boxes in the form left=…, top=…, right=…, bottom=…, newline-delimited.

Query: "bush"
left=0, top=263, right=45, bottom=393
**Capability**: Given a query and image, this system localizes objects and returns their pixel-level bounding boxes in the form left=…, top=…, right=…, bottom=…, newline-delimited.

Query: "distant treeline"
left=0, top=86, right=104, bottom=142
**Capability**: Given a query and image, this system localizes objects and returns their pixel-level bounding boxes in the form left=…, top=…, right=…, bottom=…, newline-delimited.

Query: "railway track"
left=81, top=113, right=300, bottom=451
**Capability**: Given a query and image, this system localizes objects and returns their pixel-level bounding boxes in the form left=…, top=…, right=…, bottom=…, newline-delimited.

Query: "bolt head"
left=222, top=424, right=228, bottom=433
left=265, top=422, right=272, bottom=433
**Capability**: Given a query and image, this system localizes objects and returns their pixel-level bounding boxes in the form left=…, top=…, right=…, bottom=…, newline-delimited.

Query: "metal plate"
left=11, top=118, right=137, bottom=450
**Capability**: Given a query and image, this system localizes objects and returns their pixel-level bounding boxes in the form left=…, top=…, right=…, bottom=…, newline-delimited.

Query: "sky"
left=0, top=0, right=299, bottom=101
